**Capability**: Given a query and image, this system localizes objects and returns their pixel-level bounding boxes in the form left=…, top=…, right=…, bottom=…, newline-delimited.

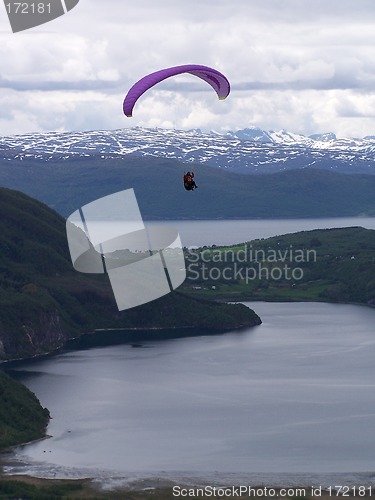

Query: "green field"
left=182, top=226, right=375, bottom=305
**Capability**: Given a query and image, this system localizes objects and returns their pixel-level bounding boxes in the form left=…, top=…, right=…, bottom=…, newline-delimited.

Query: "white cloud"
left=1, top=0, right=375, bottom=137
left=0, top=34, right=119, bottom=83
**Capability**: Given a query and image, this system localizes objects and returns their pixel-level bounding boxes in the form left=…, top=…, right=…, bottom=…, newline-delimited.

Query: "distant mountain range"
left=1, top=126, right=375, bottom=174
left=0, top=155, right=374, bottom=219
left=0, top=126, right=375, bottom=219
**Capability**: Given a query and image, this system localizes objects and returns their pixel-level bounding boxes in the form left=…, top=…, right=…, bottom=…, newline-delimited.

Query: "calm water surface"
left=148, top=217, right=375, bottom=247
left=4, top=302, right=375, bottom=486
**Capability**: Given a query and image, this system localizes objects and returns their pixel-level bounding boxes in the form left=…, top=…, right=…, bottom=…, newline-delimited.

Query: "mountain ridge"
left=1, top=126, right=375, bottom=174
left=1, top=157, right=375, bottom=219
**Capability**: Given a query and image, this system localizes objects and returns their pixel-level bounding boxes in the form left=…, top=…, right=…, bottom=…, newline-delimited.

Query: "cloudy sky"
left=1, top=0, right=375, bottom=137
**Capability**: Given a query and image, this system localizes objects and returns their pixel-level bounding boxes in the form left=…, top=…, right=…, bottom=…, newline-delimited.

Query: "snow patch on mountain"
left=1, top=126, right=375, bottom=174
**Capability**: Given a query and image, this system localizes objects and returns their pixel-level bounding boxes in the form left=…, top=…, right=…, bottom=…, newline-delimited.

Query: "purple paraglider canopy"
left=123, top=64, right=230, bottom=117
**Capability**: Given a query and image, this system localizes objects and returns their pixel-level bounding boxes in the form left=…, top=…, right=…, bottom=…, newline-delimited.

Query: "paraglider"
left=123, top=64, right=230, bottom=118
left=183, top=171, right=198, bottom=191
left=123, top=64, right=230, bottom=192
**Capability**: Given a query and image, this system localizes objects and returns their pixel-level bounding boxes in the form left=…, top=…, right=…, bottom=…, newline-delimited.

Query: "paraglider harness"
left=184, top=171, right=198, bottom=191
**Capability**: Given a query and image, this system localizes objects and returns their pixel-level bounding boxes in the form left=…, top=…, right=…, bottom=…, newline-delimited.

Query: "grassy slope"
left=182, top=227, right=375, bottom=305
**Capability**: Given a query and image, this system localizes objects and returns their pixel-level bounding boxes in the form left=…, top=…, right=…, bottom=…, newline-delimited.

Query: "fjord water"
left=5, top=301, right=375, bottom=484
left=3, top=217, right=375, bottom=485
left=147, top=216, right=375, bottom=247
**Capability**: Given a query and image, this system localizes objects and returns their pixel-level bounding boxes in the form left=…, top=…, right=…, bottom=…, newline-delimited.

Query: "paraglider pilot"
left=184, top=171, right=198, bottom=191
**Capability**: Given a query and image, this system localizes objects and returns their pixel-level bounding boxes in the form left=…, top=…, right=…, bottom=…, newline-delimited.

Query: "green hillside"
left=0, top=370, right=49, bottom=451
left=0, top=187, right=260, bottom=361
left=1, top=156, right=375, bottom=218
left=182, top=226, right=375, bottom=304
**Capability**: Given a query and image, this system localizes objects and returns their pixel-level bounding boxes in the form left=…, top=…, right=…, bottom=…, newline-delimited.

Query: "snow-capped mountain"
left=1, top=126, right=375, bottom=174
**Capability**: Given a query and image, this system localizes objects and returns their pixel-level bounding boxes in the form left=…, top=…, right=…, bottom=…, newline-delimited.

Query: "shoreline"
left=2, top=437, right=374, bottom=493
left=1, top=470, right=374, bottom=499
left=0, top=323, right=251, bottom=367
left=221, top=296, right=375, bottom=308
left=1, top=296, right=373, bottom=367
left=2, top=298, right=373, bottom=367
left=2, top=449, right=375, bottom=489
